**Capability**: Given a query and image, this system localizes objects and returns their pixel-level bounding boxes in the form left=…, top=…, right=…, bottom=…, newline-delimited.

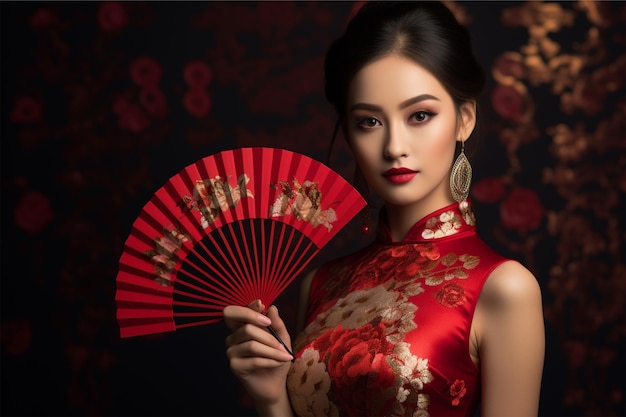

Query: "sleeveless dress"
left=286, top=201, right=508, bottom=417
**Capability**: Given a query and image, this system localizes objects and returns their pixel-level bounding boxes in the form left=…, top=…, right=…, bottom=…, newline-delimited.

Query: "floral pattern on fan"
left=270, top=178, right=337, bottom=231
left=143, top=227, right=190, bottom=286
left=115, top=147, right=367, bottom=338
left=180, top=174, right=254, bottom=228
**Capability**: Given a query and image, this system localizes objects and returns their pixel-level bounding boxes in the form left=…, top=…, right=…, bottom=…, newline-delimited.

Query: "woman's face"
left=346, top=54, right=475, bottom=215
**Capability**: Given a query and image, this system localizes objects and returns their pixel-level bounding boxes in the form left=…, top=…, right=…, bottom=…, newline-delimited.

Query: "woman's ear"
left=457, top=101, right=477, bottom=142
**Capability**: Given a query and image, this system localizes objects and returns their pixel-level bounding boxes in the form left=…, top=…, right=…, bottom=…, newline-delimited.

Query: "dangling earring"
left=359, top=206, right=371, bottom=235
left=353, top=165, right=371, bottom=234
left=450, top=139, right=472, bottom=203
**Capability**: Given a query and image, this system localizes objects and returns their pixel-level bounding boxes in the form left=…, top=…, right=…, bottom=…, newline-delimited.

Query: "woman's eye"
left=354, top=117, right=381, bottom=129
left=411, top=111, right=436, bottom=123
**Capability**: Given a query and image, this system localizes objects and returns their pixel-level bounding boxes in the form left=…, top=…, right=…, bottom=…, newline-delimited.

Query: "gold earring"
left=450, top=140, right=472, bottom=203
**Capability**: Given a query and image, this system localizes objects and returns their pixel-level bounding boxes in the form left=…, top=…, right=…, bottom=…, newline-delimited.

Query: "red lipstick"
left=383, top=167, right=418, bottom=184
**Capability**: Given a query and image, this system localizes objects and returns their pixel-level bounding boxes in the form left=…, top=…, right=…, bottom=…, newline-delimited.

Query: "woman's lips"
left=383, top=168, right=418, bottom=184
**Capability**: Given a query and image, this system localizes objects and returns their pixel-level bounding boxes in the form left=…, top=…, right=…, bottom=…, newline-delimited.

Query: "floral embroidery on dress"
left=291, top=280, right=432, bottom=416
left=435, top=282, right=467, bottom=307
left=418, top=253, right=480, bottom=286
left=449, top=379, right=467, bottom=406
left=388, top=342, right=434, bottom=416
left=314, top=322, right=389, bottom=411
left=420, top=201, right=476, bottom=239
left=287, top=348, right=339, bottom=417
left=287, top=201, right=496, bottom=416
left=458, top=200, right=476, bottom=226
left=314, top=244, right=437, bottom=311
left=342, top=245, right=479, bottom=290
left=298, top=283, right=422, bottom=349
left=422, top=209, right=464, bottom=239
left=355, top=244, right=440, bottom=286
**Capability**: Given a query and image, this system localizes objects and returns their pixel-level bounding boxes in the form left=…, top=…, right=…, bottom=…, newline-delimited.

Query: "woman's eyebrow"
left=399, top=94, right=440, bottom=109
left=349, top=94, right=440, bottom=112
left=349, top=102, right=382, bottom=112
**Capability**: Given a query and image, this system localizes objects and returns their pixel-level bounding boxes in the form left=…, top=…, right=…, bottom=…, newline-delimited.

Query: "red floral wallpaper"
left=1, top=1, right=624, bottom=416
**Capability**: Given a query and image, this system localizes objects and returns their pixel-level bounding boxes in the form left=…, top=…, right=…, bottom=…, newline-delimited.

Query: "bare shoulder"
left=479, top=260, right=543, bottom=310
left=474, top=260, right=545, bottom=415
left=472, top=260, right=544, bottom=357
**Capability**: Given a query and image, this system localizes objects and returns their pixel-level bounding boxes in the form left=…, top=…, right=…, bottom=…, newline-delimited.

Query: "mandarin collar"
left=376, top=200, right=477, bottom=244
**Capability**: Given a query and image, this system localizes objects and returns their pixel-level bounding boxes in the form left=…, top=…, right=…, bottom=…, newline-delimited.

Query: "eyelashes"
left=352, top=116, right=381, bottom=129
left=351, top=111, right=438, bottom=130
left=411, top=110, right=437, bottom=123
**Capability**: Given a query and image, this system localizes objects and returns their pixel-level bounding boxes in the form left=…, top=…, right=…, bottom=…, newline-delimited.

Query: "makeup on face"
left=382, top=167, right=419, bottom=184
left=345, top=55, right=464, bottom=216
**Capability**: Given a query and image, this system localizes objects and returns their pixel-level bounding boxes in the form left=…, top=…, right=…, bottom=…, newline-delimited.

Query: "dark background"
left=1, top=1, right=624, bottom=416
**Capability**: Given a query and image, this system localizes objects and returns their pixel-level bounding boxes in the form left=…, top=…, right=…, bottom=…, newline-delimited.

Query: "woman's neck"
left=384, top=197, right=455, bottom=242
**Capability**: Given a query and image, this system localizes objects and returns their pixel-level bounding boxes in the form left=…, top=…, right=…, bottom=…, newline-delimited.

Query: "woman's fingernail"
left=257, top=315, right=272, bottom=326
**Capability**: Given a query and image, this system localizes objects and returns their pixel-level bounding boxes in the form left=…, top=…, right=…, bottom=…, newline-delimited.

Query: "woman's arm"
left=474, top=261, right=545, bottom=417
left=295, top=268, right=317, bottom=334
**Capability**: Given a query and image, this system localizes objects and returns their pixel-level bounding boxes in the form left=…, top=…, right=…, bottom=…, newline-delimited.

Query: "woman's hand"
left=223, top=300, right=294, bottom=413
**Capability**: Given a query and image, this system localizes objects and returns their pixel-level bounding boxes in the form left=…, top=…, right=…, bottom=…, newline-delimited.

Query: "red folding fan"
left=115, top=147, right=366, bottom=338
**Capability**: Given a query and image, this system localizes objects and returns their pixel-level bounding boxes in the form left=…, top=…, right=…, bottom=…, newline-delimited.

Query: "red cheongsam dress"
left=286, top=201, right=509, bottom=417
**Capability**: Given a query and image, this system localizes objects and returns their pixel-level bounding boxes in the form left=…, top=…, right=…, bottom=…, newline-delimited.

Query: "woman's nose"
left=383, top=124, right=409, bottom=160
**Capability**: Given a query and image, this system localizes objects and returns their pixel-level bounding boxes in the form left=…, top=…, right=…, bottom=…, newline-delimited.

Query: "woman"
left=224, top=2, right=545, bottom=416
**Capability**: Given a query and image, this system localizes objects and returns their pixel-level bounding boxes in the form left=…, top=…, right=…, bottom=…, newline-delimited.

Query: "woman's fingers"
left=223, top=301, right=294, bottom=400
left=223, top=302, right=294, bottom=362
left=247, top=299, right=265, bottom=313
left=223, top=302, right=271, bottom=331
left=225, top=322, right=282, bottom=350
left=265, top=305, right=291, bottom=349
left=226, top=324, right=292, bottom=358
left=226, top=336, right=294, bottom=364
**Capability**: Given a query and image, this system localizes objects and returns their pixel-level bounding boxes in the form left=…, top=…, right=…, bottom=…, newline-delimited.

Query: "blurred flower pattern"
left=469, top=3, right=624, bottom=416
left=1, top=1, right=623, bottom=416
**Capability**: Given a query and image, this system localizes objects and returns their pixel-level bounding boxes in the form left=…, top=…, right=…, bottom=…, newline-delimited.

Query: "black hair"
left=325, top=1, right=485, bottom=161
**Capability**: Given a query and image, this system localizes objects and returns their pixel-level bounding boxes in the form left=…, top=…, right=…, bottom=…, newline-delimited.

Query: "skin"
left=224, top=301, right=295, bottom=416
left=345, top=54, right=476, bottom=241
left=224, top=54, right=545, bottom=417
